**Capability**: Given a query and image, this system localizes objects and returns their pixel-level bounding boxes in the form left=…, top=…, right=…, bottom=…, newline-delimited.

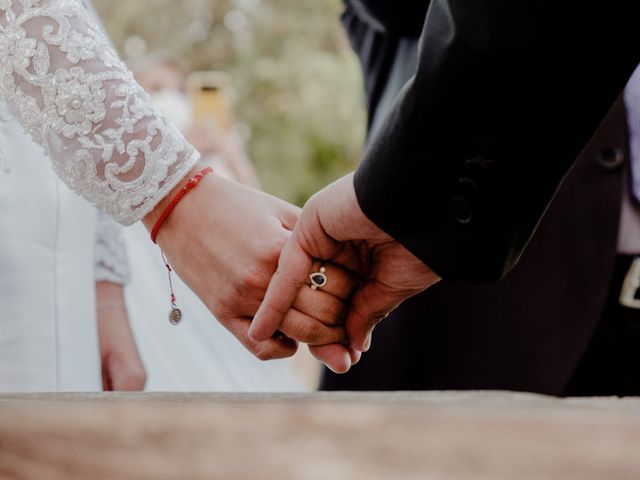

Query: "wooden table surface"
left=1, top=391, right=639, bottom=479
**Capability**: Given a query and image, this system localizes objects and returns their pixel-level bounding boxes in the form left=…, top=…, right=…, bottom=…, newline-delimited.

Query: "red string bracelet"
left=150, top=166, right=213, bottom=324
left=151, top=166, right=213, bottom=244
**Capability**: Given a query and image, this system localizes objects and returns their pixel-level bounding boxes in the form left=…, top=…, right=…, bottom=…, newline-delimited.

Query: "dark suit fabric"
left=324, top=1, right=635, bottom=395
left=350, top=0, right=640, bottom=283
left=324, top=102, right=627, bottom=396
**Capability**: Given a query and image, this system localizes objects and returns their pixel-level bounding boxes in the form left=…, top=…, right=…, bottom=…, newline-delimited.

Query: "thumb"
left=308, top=344, right=353, bottom=374
left=250, top=232, right=314, bottom=342
left=345, top=279, right=406, bottom=352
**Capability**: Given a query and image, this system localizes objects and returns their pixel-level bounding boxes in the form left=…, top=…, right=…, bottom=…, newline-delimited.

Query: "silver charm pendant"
left=169, top=307, right=183, bottom=325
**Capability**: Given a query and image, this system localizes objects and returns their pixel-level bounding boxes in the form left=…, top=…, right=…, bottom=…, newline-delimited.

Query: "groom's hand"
left=143, top=165, right=348, bottom=361
left=250, top=173, right=440, bottom=371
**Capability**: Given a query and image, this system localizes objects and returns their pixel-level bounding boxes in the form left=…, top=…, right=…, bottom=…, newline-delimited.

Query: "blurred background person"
left=132, top=53, right=260, bottom=187
left=93, top=0, right=365, bottom=215
left=123, top=53, right=307, bottom=391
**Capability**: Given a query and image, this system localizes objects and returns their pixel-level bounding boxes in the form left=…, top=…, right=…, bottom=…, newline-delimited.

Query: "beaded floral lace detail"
left=94, top=210, right=129, bottom=285
left=0, top=0, right=200, bottom=224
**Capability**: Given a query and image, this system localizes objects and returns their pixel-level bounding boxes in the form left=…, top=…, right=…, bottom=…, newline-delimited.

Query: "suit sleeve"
left=353, top=0, right=639, bottom=283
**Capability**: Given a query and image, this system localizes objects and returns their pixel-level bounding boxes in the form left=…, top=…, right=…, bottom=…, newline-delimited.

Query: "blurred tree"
left=94, top=0, right=366, bottom=205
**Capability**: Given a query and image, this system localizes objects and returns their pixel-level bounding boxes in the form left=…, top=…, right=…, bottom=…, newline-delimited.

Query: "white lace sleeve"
left=94, top=210, right=129, bottom=284
left=0, top=0, right=200, bottom=224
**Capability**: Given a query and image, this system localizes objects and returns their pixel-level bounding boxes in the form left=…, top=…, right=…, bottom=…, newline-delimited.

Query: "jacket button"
left=596, top=146, right=624, bottom=171
left=450, top=196, right=473, bottom=224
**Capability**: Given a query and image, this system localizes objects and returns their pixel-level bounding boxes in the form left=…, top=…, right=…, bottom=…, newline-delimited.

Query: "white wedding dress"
left=0, top=0, right=304, bottom=392
left=0, top=100, right=128, bottom=391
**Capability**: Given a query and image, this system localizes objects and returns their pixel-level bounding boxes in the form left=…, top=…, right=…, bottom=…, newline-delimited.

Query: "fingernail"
left=249, top=330, right=266, bottom=342
left=328, top=351, right=351, bottom=374
left=363, top=335, right=372, bottom=352
left=350, top=341, right=366, bottom=353
left=351, top=350, right=362, bottom=365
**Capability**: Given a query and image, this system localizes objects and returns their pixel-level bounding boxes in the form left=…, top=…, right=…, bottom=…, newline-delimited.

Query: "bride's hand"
left=142, top=165, right=350, bottom=360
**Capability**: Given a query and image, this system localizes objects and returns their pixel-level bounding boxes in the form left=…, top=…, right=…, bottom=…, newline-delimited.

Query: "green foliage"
left=94, top=0, right=366, bottom=205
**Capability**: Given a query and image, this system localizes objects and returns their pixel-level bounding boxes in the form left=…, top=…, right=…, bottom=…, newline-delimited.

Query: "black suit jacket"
left=350, top=0, right=639, bottom=282
left=324, top=100, right=627, bottom=395
left=325, top=2, right=634, bottom=395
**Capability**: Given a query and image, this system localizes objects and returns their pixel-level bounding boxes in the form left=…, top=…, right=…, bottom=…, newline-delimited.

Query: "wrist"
left=318, top=173, right=393, bottom=243
left=97, top=304, right=127, bottom=310
left=344, top=173, right=382, bottom=233
left=142, top=162, right=208, bottom=239
left=96, top=281, right=127, bottom=310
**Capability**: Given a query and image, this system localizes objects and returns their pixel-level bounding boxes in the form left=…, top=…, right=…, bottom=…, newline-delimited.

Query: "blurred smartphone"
left=187, top=71, right=233, bottom=133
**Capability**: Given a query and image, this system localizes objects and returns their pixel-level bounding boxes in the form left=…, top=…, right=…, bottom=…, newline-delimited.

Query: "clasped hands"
left=144, top=166, right=439, bottom=373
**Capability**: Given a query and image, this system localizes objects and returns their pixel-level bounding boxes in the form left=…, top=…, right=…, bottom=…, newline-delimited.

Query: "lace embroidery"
left=94, top=210, right=129, bottom=285
left=0, top=0, right=200, bottom=224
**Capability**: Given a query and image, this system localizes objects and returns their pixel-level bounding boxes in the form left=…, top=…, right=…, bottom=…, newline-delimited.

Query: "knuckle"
left=299, top=321, right=335, bottom=345
left=261, top=234, right=286, bottom=257
left=325, top=299, right=344, bottom=322
left=241, top=266, right=270, bottom=293
left=338, top=275, right=357, bottom=297
left=283, top=315, right=316, bottom=344
left=304, top=192, right=322, bottom=211
left=267, top=241, right=285, bottom=263
left=312, top=302, right=342, bottom=326
left=274, top=267, right=304, bottom=289
left=253, top=343, right=292, bottom=361
left=350, top=303, right=383, bottom=329
left=302, top=322, right=323, bottom=343
left=298, top=226, right=321, bottom=253
left=262, top=300, right=289, bottom=321
left=214, top=298, right=235, bottom=322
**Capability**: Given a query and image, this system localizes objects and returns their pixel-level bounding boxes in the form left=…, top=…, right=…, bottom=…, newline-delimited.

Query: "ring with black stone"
left=309, top=266, right=328, bottom=291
